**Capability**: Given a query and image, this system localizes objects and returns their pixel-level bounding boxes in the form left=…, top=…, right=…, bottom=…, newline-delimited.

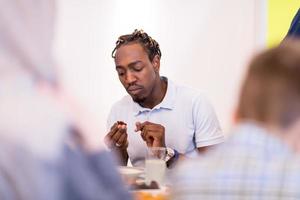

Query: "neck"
left=280, top=119, right=300, bottom=154
left=139, top=76, right=167, bottom=109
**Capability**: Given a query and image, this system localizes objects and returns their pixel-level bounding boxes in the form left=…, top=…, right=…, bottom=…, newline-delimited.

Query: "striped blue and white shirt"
left=171, top=123, right=300, bottom=200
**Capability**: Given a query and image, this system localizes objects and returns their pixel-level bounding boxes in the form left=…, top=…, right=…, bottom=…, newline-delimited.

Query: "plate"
left=118, top=166, right=144, bottom=179
left=133, top=187, right=169, bottom=200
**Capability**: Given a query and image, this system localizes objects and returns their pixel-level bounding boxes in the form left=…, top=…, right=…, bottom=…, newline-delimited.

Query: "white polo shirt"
left=107, top=78, right=224, bottom=167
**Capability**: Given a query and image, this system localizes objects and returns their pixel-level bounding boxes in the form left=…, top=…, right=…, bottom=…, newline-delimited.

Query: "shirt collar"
left=132, top=76, right=176, bottom=116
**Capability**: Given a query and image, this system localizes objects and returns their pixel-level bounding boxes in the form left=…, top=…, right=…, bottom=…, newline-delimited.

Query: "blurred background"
left=53, top=0, right=300, bottom=140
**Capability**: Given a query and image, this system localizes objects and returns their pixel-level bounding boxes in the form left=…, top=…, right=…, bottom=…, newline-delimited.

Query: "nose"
left=125, top=71, right=137, bottom=84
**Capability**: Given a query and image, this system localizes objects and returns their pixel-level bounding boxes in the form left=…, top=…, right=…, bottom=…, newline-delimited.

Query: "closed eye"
left=118, top=72, right=125, bottom=76
left=131, top=65, right=144, bottom=72
left=116, top=69, right=125, bottom=76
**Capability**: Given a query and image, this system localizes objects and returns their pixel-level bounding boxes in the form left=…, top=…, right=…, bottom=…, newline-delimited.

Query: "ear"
left=152, top=55, right=160, bottom=73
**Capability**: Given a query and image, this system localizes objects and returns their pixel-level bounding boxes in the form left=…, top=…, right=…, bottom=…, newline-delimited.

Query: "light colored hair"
left=237, top=40, right=300, bottom=128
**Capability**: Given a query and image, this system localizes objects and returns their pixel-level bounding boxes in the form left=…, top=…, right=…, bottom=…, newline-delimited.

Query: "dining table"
left=118, top=166, right=171, bottom=200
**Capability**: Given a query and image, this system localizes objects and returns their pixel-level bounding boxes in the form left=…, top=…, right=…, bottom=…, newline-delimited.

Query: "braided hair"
left=111, top=29, right=162, bottom=61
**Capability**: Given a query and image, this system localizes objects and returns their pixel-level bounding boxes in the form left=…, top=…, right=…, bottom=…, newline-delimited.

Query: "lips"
left=127, top=86, right=143, bottom=95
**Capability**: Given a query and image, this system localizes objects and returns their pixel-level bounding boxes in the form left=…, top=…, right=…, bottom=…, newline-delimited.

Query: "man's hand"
left=104, top=121, right=128, bottom=149
left=135, top=121, right=166, bottom=148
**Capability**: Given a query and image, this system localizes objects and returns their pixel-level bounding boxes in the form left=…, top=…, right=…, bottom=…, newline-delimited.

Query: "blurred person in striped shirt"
left=171, top=40, right=300, bottom=200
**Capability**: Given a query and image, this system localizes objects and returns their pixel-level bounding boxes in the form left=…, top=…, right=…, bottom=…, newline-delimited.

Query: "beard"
left=126, top=87, right=147, bottom=104
left=131, top=95, right=146, bottom=104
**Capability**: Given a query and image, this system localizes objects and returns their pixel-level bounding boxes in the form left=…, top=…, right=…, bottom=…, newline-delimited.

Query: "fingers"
left=107, top=123, right=119, bottom=137
left=145, top=135, right=155, bottom=147
left=111, top=124, right=126, bottom=143
left=141, top=124, right=165, bottom=137
left=115, top=131, right=128, bottom=147
left=136, top=121, right=150, bottom=141
left=117, top=121, right=127, bottom=126
left=142, top=129, right=161, bottom=147
left=135, top=121, right=151, bottom=132
left=136, top=121, right=165, bottom=147
left=106, top=121, right=165, bottom=149
left=104, top=123, right=118, bottom=146
left=140, top=128, right=147, bottom=141
left=135, top=121, right=142, bottom=132
left=105, top=122, right=127, bottom=148
left=137, top=126, right=154, bottom=147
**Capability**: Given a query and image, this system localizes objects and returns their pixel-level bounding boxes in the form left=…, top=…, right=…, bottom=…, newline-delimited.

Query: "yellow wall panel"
left=268, top=0, right=300, bottom=47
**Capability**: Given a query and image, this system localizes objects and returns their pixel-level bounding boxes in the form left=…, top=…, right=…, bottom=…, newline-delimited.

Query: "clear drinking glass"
left=145, top=147, right=167, bottom=186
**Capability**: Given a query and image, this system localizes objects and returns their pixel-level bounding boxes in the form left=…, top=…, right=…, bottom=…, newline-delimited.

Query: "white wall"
left=54, top=0, right=267, bottom=140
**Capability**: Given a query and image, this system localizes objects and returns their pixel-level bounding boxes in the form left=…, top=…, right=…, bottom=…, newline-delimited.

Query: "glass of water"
left=145, top=147, right=167, bottom=186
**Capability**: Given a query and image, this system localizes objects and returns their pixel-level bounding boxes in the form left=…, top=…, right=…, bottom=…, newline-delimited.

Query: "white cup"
left=145, top=147, right=166, bottom=186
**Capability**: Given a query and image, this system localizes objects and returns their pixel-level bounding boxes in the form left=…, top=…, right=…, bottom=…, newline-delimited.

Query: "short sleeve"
left=192, top=95, right=224, bottom=147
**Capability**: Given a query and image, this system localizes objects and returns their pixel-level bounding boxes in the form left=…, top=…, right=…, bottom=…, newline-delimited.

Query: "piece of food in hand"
left=117, top=121, right=127, bottom=125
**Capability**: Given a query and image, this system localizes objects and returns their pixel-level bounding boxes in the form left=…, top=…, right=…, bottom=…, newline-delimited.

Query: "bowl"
left=118, top=166, right=144, bottom=180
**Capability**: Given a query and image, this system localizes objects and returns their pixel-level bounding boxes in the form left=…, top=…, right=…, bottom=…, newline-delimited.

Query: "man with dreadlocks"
left=105, top=29, right=224, bottom=167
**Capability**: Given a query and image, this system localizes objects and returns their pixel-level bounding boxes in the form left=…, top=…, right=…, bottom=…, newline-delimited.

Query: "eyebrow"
left=116, top=61, right=142, bottom=69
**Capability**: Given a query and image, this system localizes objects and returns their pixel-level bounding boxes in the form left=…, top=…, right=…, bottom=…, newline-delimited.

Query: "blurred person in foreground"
left=104, top=29, right=224, bottom=168
left=0, top=0, right=131, bottom=199
left=171, top=40, right=300, bottom=199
